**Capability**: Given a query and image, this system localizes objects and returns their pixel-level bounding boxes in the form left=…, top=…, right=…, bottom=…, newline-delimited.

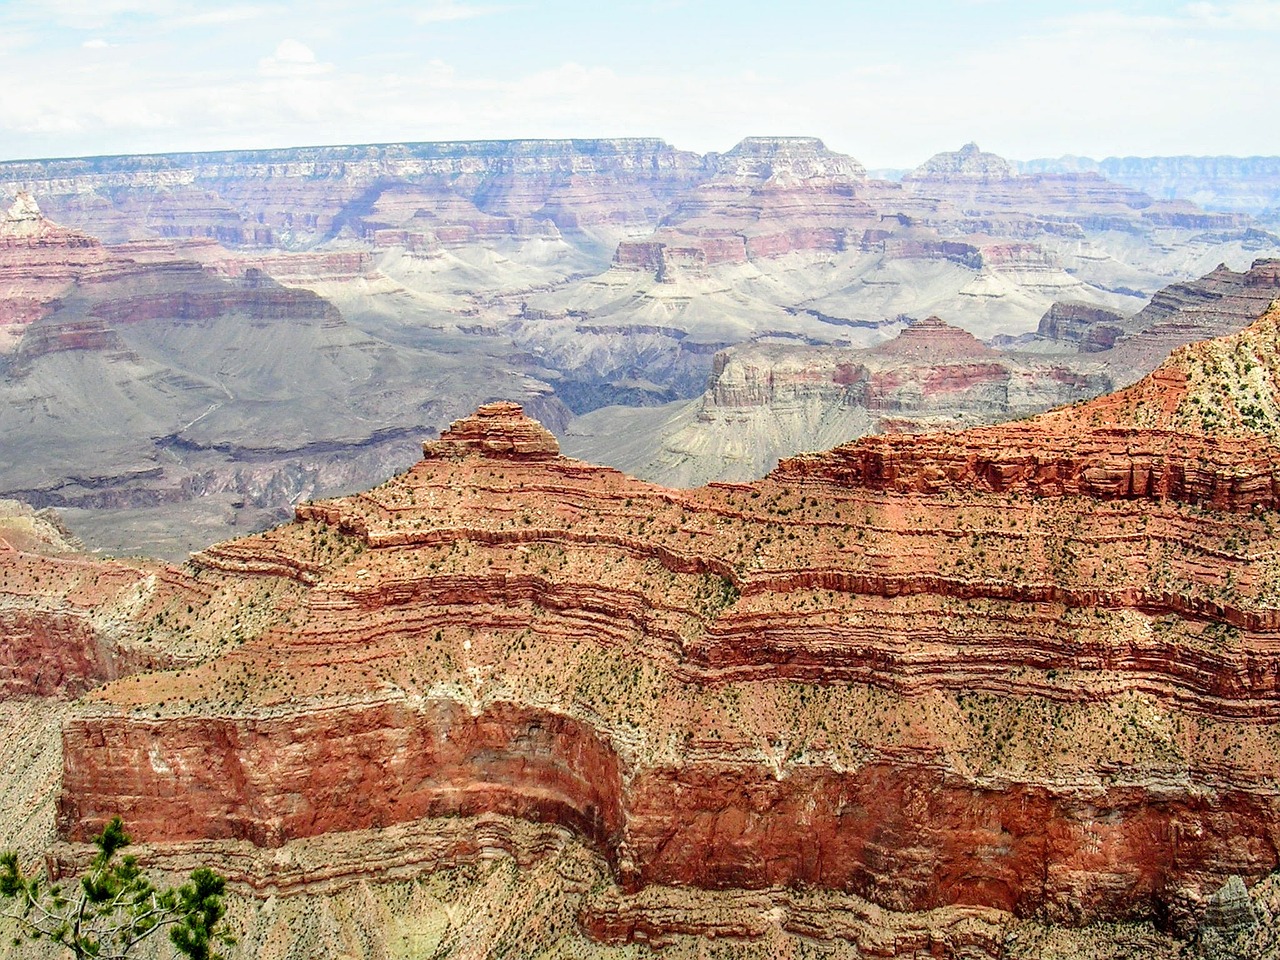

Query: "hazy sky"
left=1, top=0, right=1278, bottom=166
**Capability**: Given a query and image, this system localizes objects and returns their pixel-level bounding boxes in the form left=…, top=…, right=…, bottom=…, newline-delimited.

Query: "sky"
left=0, top=0, right=1278, bottom=167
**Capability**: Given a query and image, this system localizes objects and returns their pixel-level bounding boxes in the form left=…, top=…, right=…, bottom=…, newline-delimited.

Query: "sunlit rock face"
left=37, top=307, right=1280, bottom=949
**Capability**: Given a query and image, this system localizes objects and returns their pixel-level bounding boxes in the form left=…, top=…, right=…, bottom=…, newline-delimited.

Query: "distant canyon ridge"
left=1, top=136, right=1279, bottom=556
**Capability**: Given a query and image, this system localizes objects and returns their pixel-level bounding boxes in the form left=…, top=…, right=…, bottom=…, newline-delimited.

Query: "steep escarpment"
left=0, top=206, right=565, bottom=558
left=0, top=139, right=709, bottom=248
left=46, top=334, right=1280, bottom=952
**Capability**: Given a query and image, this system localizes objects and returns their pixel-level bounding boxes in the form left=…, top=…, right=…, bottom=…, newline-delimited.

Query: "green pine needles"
left=0, top=817, right=232, bottom=959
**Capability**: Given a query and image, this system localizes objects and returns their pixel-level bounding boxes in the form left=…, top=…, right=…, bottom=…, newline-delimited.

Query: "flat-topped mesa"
left=714, top=136, right=868, bottom=181
left=422, top=401, right=560, bottom=461
left=906, top=142, right=1015, bottom=182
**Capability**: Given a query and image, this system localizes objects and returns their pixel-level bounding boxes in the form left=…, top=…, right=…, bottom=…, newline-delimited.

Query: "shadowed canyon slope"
left=3, top=303, right=1279, bottom=955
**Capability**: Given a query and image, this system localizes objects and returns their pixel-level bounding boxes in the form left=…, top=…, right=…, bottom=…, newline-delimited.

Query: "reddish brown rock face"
left=59, top=699, right=623, bottom=849
left=42, top=305, right=1280, bottom=938
left=0, top=196, right=108, bottom=346
left=423, top=402, right=561, bottom=461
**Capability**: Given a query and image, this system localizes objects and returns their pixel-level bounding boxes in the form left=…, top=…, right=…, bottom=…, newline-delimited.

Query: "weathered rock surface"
left=34, top=304, right=1280, bottom=955
left=423, top=401, right=561, bottom=461
left=0, top=194, right=108, bottom=351
left=568, top=258, right=1280, bottom=488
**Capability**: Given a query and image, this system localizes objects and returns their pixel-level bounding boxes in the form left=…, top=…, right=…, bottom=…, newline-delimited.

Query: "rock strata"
left=40, top=305, right=1280, bottom=951
left=423, top=402, right=561, bottom=460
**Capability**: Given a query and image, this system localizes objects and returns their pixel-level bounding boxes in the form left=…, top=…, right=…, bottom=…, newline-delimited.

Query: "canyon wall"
left=43, top=329, right=1280, bottom=946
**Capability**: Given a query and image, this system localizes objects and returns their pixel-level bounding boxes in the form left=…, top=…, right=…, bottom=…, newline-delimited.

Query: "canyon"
left=3, top=300, right=1280, bottom=955
left=2, top=138, right=1279, bottom=558
left=1020, top=154, right=1280, bottom=220
left=2, top=137, right=1280, bottom=956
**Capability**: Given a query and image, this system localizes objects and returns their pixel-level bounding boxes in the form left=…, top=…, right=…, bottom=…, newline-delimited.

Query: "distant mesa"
left=715, top=135, right=867, bottom=181
left=870, top=315, right=996, bottom=360
left=907, top=142, right=1015, bottom=181
left=723, top=136, right=831, bottom=158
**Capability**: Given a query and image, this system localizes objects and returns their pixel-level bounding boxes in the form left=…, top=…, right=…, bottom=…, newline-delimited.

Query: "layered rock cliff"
left=0, top=194, right=108, bottom=351
left=40, top=309, right=1280, bottom=954
left=566, top=259, right=1280, bottom=489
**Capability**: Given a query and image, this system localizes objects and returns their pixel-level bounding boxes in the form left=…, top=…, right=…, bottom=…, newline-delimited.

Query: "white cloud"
left=259, top=39, right=332, bottom=77
left=0, top=2, right=1278, bottom=165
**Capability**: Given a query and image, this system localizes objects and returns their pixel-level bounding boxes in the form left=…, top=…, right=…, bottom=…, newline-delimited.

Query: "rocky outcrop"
left=46, top=309, right=1280, bottom=949
left=1031, top=259, right=1280, bottom=382
left=780, top=303, right=1280, bottom=512
left=1035, top=301, right=1127, bottom=350
left=0, top=503, right=190, bottom=696
left=0, top=195, right=108, bottom=349
left=423, top=402, right=561, bottom=460
left=612, top=137, right=876, bottom=274
left=566, top=316, right=1114, bottom=487
left=1105, top=258, right=1280, bottom=375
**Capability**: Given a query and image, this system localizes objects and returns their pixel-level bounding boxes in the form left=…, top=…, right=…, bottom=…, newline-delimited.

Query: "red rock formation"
left=422, top=401, right=561, bottom=460
left=0, top=512, right=189, bottom=696
left=1036, top=301, right=1127, bottom=351
left=45, top=309, right=1280, bottom=941
left=613, top=137, right=877, bottom=275
left=781, top=305, right=1280, bottom=513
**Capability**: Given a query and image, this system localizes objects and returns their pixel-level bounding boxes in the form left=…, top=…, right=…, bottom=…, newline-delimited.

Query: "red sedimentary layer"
left=47, top=314, right=1280, bottom=936
left=777, top=419, right=1280, bottom=512
left=0, top=535, right=187, bottom=696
